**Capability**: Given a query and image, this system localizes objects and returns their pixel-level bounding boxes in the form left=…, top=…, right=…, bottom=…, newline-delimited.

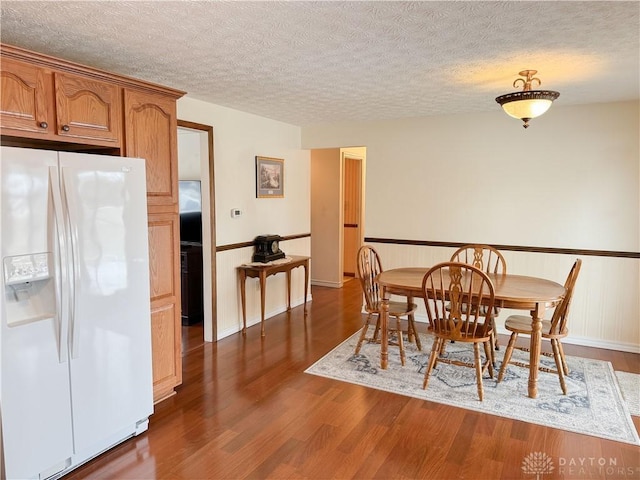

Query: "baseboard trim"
left=311, top=280, right=343, bottom=288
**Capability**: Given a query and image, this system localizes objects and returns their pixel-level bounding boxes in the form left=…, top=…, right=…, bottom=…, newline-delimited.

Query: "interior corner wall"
left=302, top=101, right=639, bottom=253
left=310, top=148, right=342, bottom=287
left=301, top=101, right=640, bottom=351
left=176, top=96, right=310, bottom=340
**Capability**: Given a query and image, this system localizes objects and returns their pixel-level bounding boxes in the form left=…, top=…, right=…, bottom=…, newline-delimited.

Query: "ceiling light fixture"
left=495, top=70, right=559, bottom=128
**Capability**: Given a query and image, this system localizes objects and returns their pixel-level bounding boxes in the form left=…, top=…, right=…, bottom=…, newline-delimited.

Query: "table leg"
left=286, top=268, right=292, bottom=311
left=528, top=302, right=545, bottom=398
left=303, top=260, right=309, bottom=316
left=259, top=271, right=267, bottom=337
left=407, top=295, right=415, bottom=343
left=239, top=270, right=247, bottom=335
left=407, top=294, right=421, bottom=351
left=380, top=286, right=390, bottom=369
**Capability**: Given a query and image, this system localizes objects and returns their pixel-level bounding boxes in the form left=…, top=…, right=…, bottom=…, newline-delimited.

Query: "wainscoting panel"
left=368, top=243, right=639, bottom=352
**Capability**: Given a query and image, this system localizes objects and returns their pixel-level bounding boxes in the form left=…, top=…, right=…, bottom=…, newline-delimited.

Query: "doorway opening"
left=310, top=147, right=366, bottom=288
left=177, top=120, right=216, bottom=352
left=343, top=154, right=363, bottom=280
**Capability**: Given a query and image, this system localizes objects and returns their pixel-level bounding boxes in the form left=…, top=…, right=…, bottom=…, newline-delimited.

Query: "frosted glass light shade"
left=501, top=98, right=553, bottom=120
left=495, top=89, right=560, bottom=128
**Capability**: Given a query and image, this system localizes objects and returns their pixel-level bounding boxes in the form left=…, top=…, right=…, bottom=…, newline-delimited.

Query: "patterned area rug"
left=305, top=332, right=640, bottom=446
left=615, top=370, right=640, bottom=417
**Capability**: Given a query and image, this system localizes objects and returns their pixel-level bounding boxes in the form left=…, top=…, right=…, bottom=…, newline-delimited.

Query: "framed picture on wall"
left=256, top=156, right=284, bottom=198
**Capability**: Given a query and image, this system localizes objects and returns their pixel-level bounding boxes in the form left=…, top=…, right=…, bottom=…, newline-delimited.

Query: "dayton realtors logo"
left=522, top=452, right=554, bottom=479
left=522, top=452, right=639, bottom=479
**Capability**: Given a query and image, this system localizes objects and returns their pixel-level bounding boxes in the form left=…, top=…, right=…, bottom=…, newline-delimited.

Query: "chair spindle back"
left=357, top=246, right=383, bottom=311
left=548, top=259, right=582, bottom=335
left=421, top=262, right=495, bottom=341
left=450, top=244, right=506, bottom=275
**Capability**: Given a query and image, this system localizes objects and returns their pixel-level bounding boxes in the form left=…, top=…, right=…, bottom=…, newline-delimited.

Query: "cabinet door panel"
left=148, top=213, right=182, bottom=402
left=148, top=215, right=179, bottom=301
left=0, top=58, right=53, bottom=136
left=124, top=90, right=178, bottom=207
left=150, top=303, right=180, bottom=402
left=54, top=72, right=122, bottom=145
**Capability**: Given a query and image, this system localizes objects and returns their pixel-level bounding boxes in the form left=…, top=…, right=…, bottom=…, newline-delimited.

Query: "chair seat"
left=504, top=315, right=568, bottom=339
left=372, top=300, right=417, bottom=317
left=432, top=318, right=492, bottom=343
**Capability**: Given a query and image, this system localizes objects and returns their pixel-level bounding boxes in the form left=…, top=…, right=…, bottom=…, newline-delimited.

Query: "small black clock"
left=253, top=235, right=285, bottom=263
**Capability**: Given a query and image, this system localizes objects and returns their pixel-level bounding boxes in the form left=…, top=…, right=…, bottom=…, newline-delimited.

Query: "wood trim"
left=217, top=241, right=254, bottom=252
left=177, top=119, right=216, bottom=341
left=364, top=237, right=640, bottom=259
left=1, top=43, right=185, bottom=98
left=217, top=233, right=311, bottom=252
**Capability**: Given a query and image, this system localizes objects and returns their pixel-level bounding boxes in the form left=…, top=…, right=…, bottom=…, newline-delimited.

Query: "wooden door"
left=343, top=157, right=362, bottom=277
left=54, top=72, right=122, bottom=145
left=0, top=57, right=54, bottom=137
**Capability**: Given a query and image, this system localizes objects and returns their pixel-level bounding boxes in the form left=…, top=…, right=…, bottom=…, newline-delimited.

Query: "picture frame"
left=256, top=156, right=284, bottom=198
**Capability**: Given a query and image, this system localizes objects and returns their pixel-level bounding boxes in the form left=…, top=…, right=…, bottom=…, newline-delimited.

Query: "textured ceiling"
left=1, top=1, right=639, bottom=126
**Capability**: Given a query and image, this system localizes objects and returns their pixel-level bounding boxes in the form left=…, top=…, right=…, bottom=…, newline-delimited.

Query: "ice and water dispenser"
left=3, top=252, right=56, bottom=327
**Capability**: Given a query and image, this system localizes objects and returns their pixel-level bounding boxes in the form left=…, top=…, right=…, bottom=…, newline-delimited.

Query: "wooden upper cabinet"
left=124, top=89, right=178, bottom=207
left=54, top=72, right=122, bottom=145
left=0, top=57, right=54, bottom=137
left=1, top=57, right=122, bottom=147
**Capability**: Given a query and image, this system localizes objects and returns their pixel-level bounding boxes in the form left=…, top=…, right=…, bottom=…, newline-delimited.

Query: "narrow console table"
left=237, top=255, right=310, bottom=336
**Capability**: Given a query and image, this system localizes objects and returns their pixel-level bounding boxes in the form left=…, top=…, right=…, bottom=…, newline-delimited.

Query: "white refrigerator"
left=0, top=146, right=154, bottom=480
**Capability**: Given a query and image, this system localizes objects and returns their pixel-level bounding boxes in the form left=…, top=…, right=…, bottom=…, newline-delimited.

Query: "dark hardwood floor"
left=67, top=280, right=639, bottom=479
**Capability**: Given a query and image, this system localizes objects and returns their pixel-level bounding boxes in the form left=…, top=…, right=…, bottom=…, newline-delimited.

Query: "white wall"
left=177, top=97, right=311, bottom=339
left=302, top=101, right=640, bottom=351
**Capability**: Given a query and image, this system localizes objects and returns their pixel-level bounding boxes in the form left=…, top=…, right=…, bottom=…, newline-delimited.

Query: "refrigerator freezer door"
left=0, top=147, right=74, bottom=480
left=58, top=152, right=153, bottom=454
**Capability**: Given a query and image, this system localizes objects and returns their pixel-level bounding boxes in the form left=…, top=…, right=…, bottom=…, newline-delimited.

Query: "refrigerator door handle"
left=49, top=167, right=69, bottom=364
left=61, top=169, right=81, bottom=360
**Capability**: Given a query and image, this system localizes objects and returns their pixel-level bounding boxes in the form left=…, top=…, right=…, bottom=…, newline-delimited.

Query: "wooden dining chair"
left=497, top=259, right=582, bottom=395
left=421, top=262, right=496, bottom=401
left=450, top=244, right=506, bottom=352
left=355, top=245, right=420, bottom=366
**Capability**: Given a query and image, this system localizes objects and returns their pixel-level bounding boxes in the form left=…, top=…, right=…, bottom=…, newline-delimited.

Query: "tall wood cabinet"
left=124, top=90, right=182, bottom=402
left=0, top=43, right=185, bottom=403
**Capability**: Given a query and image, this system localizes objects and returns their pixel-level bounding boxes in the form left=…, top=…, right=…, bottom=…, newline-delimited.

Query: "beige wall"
left=310, top=148, right=342, bottom=286
left=310, top=147, right=367, bottom=286
left=177, top=97, right=311, bottom=339
left=302, top=101, right=640, bottom=351
left=303, top=101, right=639, bottom=251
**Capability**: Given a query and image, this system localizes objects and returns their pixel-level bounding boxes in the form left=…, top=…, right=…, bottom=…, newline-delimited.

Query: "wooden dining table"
left=376, top=267, right=566, bottom=398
